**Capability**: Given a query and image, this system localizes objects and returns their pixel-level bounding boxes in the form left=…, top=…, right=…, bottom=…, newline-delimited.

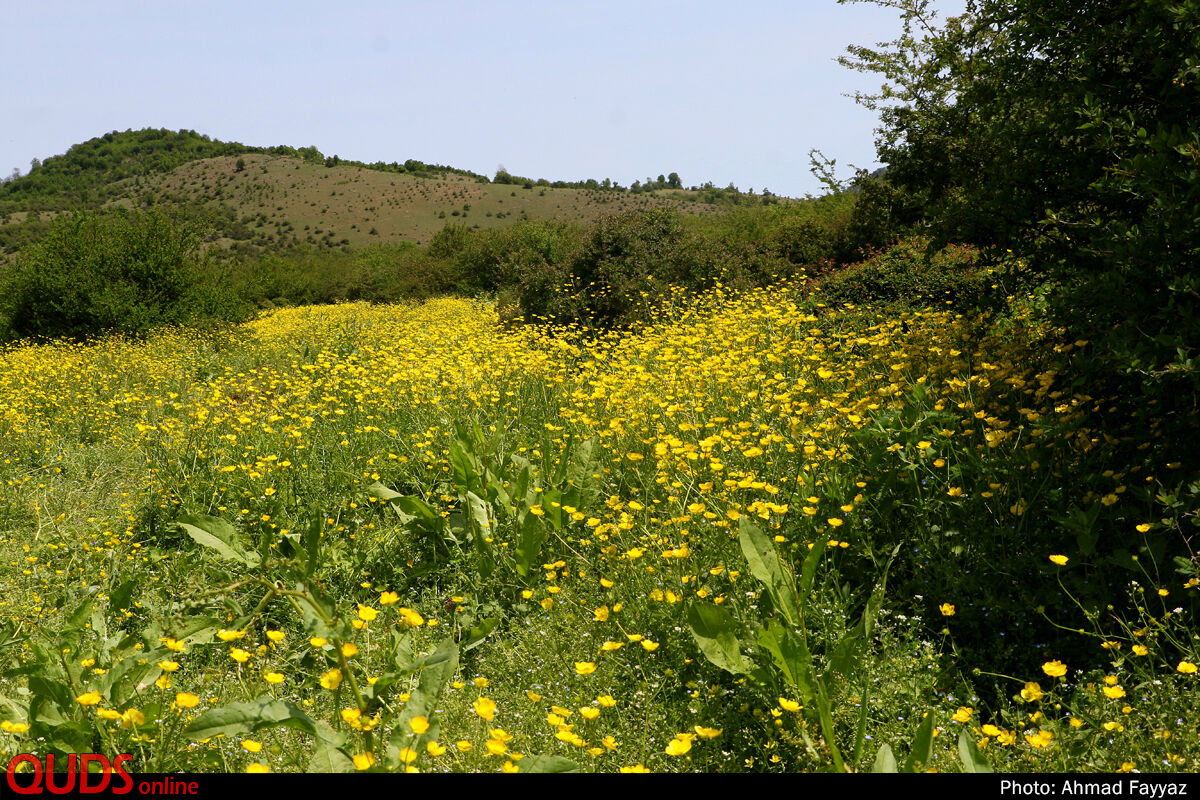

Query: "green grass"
left=0, top=279, right=1196, bottom=774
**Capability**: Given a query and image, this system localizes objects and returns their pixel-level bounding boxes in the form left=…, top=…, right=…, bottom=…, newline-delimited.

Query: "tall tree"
left=840, top=0, right=1200, bottom=387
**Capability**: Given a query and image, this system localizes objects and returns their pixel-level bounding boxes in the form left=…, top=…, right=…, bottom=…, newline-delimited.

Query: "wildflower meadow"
left=0, top=271, right=1195, bottom=773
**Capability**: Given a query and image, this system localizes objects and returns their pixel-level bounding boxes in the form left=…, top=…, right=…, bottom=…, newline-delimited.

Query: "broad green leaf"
left=98, top=659, right=161, bottom=707
left=309, top=724, right=354, bottom=773
left=308, top=741, right=355, bottom=773
left=756, top=624, right=815, bottom=702
left=756, top=623, right=796, bottom=690
left=902, top=712, right=936, bottom=773
left=365, top=481, right=403, bottom=501
left=49, top=722, right=95, bottom=756
left=814, top=681, right=845, bottom=773
left=392, top=639, right=459, bottom=753
left=414, top=637, right=459, bottom=679
left=177, top=514, right=261, bottom=567
left=541, top=488, right=564, bottom=531
left=489, top=467, right=510, bottom=507
left=299, top=585, right=348, bottom=642
left=303, top=517, right=322, bottom=577
left=184, top=696, right=317, bottom=740
left=30, top=693, right=69, bottom=726
left=67, top=595, right=95, bottom=630
left=520, top=755, right=580, bottom=773
left=799, top=537, right=828, bottom=599
left=466, top=490, right=492, bottom=537
left=462, top=617, right=499, bottom=652
left=515, top=511, right=547, bottom=577
left=29, top=676, right=74, bottom=713
left=178, top=616, right=221, bottom=647
left=957, top=730, right=993, bottom=773
left=108, top=580, right=139, bottom=615
left=686, top=603, right=749, bottom=675
left=738, top=518, right=799, bottom=626
left=394, top=496, right=445, bottom=541
left=512, top=462, right=532, bottom=509
left=466, top=490, right=494, bottom=578
left=450, top=438, right=480, bottom=493
left=824, top=628, right=865, bottom=691
left=872, top=743, right=899, bottom=773
left=566, top=436, right=602, bottom=506
left=89, top=607, right=107, bottom=641
left=391, top=629, right=415, bottom=672
left=852, top=684, right=870, bottom=764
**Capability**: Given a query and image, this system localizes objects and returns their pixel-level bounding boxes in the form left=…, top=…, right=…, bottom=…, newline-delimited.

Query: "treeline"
left=840, top=0, right=1200, bottom=398
left=491, top=168, right=685, bottom=193
left=490, top=168, right=779, bottom=206
left=3, top=129, right=774, bottom=221
left=0, top=129, right=489, bottom=213
left=0, top=130, right=260, bottom=212
left=0, top=182, right=988, bottom=341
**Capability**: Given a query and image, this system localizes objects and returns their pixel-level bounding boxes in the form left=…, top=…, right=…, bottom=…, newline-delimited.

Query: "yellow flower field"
left=0, top=282, right=1195, bottom=773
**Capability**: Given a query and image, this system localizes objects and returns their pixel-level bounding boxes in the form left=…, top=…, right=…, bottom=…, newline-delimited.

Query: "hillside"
left=115, top=153, right=722, bottom=250
left=0, top=129, right=753, bottom=255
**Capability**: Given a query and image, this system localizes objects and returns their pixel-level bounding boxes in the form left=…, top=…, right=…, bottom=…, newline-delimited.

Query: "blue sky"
left=4, top=0, right=966, bottom=198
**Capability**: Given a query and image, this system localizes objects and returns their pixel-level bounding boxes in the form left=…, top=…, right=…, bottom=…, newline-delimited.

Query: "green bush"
left=439, top=219, right=578, bottom=295
left=515, top=208, right=791, bottom=326
left=838, top=172, right=924, bottom=260
left=817, top=237, right=987, bottom=309
left=229, top=243, right=456, bottom=307
left=1, top=207, right=245, bottom=340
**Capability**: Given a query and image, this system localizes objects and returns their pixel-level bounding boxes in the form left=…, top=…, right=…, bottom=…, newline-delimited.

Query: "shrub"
left=817, top=237, right=987, bottom=309
left=439, top=219, right=578, bottom=296
left=1, top=207, right=244, bottom=340
left=511, top=208, right=793, bottom=327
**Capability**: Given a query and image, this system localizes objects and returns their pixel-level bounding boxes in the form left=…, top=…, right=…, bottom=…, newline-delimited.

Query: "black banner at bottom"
left=1, top=770, right=1197, bottom=795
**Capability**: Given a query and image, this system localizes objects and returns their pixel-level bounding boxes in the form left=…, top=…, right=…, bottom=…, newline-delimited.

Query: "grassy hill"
left=120, top=152, right=722, bottom=250
left=0, top=127, right=872, bottom=341
left=0, top=129, right=753, bottom=256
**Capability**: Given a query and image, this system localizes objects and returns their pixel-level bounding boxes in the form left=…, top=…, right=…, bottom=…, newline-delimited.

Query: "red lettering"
left=6, top=754, right=44, bottom=795
left=79, top=754, right=112, bottom=793
left=44, top=754, right=77, bottom=795
left=112, top=754, right=134, bottom=794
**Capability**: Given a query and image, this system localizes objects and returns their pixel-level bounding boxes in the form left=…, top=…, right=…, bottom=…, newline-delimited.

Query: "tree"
left=2, top=208, right=212, bottom=339
left=840, top=0, right=1200, bottom=387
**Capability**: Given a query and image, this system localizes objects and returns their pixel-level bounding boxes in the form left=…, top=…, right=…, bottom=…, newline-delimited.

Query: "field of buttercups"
left=0, top=280, right=1196, bottom=773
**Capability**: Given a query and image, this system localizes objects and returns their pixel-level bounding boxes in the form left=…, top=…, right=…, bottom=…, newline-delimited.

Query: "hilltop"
left=0, top=129, right=775, bottom=256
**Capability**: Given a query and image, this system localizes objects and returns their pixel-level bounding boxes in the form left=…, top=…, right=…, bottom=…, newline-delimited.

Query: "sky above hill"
left=5, top=0, right=967, bottom=199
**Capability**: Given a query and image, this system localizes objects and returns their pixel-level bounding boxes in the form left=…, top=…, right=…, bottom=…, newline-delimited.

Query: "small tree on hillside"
left=2, top=208, right=210, bottom=339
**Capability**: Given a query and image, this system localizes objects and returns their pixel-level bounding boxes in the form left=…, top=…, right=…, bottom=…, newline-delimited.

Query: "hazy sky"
left=4, top=0, right=967, bottom=198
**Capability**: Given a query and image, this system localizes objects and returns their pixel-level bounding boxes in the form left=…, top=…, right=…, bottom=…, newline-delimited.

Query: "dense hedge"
left=816, top=238, right=988, bottom=308
left=1, top=191, right=980, bottom=341
left=0, top=208, right=248, bottom=340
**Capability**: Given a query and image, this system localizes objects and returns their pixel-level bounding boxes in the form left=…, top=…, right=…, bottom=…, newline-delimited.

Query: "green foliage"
left=229, top=243, right=455, bottom=307
left=0, top=207, right=246, bottom=340
left=0, top=129, right=262, bottom=212
left=515, top=208, right=788, bottom=326
left=840, top=0, right=1200, bottom=391
left=817, top=237, right=988, bottom=308
left=0, top=214, right=53, bottom=257
left=688, top=192, right=857, bottom=267
left=442, top=219, right=579, bottom=295
left=0, top=128, right=491, bottom=217
left=841, top=170, right=925, bottom=257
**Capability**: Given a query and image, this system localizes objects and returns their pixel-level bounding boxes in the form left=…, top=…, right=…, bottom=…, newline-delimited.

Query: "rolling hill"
left=0, top=129, right=757, bottom=256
